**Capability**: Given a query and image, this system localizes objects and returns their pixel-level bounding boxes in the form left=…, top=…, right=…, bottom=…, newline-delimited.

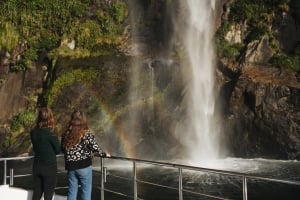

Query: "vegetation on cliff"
left=0, top=0, right=299, bottom=158
left=215, top=0, right=300, bottom=159
left=216, top=0, right=300, bottom=71
left=0, top=0, right=127, bottom=71
left=0, top=0, right=128, bottom=156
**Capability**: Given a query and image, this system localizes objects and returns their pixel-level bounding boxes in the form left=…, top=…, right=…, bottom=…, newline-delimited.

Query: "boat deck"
left=0, top=185, right=67, bottom=200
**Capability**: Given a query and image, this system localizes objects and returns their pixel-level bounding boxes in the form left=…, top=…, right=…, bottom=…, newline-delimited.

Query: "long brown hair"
left=62, top=110, right=89, bottom=150
left=35, top=107, right=55, bottom=130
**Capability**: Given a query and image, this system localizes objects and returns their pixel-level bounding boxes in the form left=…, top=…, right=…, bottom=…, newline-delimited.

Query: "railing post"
left=178, top=168, right=183, bottom=200
left=133, top=161, right=137, bottom=200
left=104, top=167, right=107, bottom=183
left=3, top=160, right=7, bottom=185
left=9, top=168, right=14, bottom=186
left=243, top=176, right=248, bottom=200
left=100, top=157, right=105, bottom=200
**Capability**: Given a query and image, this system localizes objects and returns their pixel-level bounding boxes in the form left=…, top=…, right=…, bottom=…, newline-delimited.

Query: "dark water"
left=1, top=157, right=300, bottom=200
left=96, top=158, right=300, bottom=200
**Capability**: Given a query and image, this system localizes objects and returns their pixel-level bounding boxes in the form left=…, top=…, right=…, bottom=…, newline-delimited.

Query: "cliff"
left=217, top=0, right=300, bottom=159
left=0, top=0, right=299, bottom=160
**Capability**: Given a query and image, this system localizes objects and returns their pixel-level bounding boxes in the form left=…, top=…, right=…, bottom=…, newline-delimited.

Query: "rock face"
left=244, top=36, right=274, bottom=65
left=222, top=66, right=300, bottom=159
left=0, top=0, right=300, bottom=160
left=217, top=0, right=300, bottom=159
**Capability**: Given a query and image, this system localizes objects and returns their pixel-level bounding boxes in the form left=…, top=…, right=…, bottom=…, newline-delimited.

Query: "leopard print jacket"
left=62, top=130, right=106, bottom=170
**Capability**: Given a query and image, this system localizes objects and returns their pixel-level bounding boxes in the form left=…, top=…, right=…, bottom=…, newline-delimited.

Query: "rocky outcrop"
left=275, top=0, right=300, bottom=53
left=244, top=36, right=274, bottom=65
left=217, top=0, right=300, bottom=159
left=0, top=46, right=45, bottom=123
left=223, top=65, right=300, bottom=159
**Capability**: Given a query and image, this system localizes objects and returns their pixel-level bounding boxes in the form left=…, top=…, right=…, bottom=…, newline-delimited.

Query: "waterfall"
left=125, top=0, right=221, bottom=161
left=182, top=0, right=220, bottom=164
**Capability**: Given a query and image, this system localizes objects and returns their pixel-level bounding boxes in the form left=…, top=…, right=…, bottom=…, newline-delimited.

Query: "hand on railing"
left=96, top=151, right=111, bottom=158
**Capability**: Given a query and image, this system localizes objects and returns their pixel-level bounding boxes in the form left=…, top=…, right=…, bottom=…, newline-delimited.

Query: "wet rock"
left=223, top=65, right=300, bottom=159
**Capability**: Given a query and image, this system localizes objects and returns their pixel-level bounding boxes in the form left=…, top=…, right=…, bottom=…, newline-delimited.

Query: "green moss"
left=229, top=0, right=290, bottom=23
left=76, top=20, right=103, bottom=50
left=0, top=21, right=19, bottom=51
left=0, top=0, right=128, bottom=70
left=270, top=47, right=300, bottom=71
left=19, top=111, right=36, bottom=127
left=2, top=136, right=11, bottom=149
left=11, top=118, right=22, bottom=133
left=49, top=47, right=92, bottom=59
left=215, top=22, right=245, bottom=61
left=216, top=0, right=295, bottom=68
left=97, top=1, right=127, bottom=34
left=228, top=1, right=274, bottom=46
left=216, top=22, right=232, bottom=38
left=244, top=24, right=270, bottom=43
left=11, top=110, right=36, bottom=133
left=216, top=39, right=244, bottom=60
left=111, top=1, right=128, bottom=24
left=45, top=68, right=100, bottom=106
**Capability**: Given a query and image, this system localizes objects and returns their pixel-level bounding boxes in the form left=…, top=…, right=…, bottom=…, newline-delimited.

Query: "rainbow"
left=89, top=89, right=175, bottom=159
left=92, top=99, right=135, bottom=158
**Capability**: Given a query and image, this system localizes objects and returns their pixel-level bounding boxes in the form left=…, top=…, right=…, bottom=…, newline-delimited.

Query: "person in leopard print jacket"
left=61, top=110, right=110, bottom=200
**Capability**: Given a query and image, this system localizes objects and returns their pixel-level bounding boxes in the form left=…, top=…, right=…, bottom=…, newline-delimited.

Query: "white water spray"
left=182, top=0, right=220, bottom=164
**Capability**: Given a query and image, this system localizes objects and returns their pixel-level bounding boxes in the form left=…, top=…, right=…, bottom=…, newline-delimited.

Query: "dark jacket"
left=30, top=127, right=60, bottom=163
left=62, top=130, right=106, bottom=171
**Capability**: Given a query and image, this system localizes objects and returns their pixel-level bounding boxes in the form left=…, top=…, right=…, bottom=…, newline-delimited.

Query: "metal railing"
left=1, top=155, right=35, bottom=185
left=1, top=156, right=300, bottom=200
left=0, top=155, right=65, bottom=188
left=103, top=156, right=300, bottom=200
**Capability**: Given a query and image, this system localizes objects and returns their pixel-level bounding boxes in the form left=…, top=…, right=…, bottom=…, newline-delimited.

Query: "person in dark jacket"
left=30, top=107, right=60, bottom=200
left=61, top=110, right=109, bottom=200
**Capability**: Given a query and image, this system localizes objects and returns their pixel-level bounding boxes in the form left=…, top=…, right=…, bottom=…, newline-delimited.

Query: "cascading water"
left=126, top=0, right=222, bottom=162
left=182, top=0, right=220, bottom=165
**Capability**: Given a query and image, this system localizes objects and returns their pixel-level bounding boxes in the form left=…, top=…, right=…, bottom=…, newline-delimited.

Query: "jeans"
left=32, top=160, right=57, bottom=200
left=67, top=165, right=92, bottom=200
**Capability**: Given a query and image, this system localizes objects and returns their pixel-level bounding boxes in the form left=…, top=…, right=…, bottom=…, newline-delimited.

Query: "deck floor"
left=0, top=185, right=67, bottom=200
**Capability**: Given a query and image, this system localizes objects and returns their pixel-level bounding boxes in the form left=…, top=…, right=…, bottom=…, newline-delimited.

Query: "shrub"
left=0, top=0, right=128, bottom=69
left=45, top=68, right=99, bottom=106
left=217, top=39, right=243, bottom=60
left=11, top=110, right=36, bottom=132
left=270, top=46, right=300, bottom=71
left=0, top=22, right=19, bottom=51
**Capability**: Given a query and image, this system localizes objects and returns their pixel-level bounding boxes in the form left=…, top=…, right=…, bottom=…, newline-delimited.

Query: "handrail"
left=1, top=155, right=300, bottom=200
left=108, top=156, right=300, bottom=186
left=0, top=155, right=64, bottom=186
left=0, top=155, right=64, bottom=161
left=103, top=156, right=300, bottom=200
